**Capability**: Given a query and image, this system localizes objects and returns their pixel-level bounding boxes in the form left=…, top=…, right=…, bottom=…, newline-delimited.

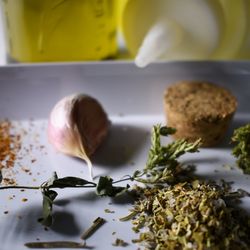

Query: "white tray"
left=0, top=61, right=250, bottom=250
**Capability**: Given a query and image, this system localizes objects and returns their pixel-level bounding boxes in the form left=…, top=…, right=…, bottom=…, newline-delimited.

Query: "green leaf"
left=40, top=189, right=58, bottom=226
left=164, top=138, right=201, bottom=161
left=160, top=126, right=176, bottom=136
left=38, top=173, right=96, bottom=227
left=51, top=177, right=96, bottom=189
left=96, top=176, right=128, bottom=197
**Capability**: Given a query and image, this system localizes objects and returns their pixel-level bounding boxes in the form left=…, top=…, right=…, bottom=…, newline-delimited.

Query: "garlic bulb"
left=48, top=94, right=109, bottom=179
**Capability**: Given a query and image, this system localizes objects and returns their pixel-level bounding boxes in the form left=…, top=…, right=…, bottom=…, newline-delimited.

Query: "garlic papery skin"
left=48, top=94, right=109, bottom=179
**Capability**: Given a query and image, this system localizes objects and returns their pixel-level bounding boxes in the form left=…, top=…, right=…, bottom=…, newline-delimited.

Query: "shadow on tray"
left=9, top=204, right=81, bottom=237
left=92, top=124, right=149, bottom=168
left=214, top=114, right=249, bottom=149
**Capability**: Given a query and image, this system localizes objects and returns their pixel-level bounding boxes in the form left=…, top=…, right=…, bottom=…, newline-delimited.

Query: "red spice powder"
left=0, top=120, right=22, bottom=185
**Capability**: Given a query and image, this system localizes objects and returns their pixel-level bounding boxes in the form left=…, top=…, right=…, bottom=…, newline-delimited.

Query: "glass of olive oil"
left=1, top=0, right=118, bottom=62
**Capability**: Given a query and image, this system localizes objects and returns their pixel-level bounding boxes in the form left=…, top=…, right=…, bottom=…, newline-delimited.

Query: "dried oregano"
left=129, top=181, right=250, bottom=250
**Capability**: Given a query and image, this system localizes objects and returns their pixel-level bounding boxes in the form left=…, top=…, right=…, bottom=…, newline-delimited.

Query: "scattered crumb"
left=22, top=198, right=28, bottom=202
left=20, top=189, right=25, bottom=192
left=36, top=238, right=40, bottom=241
left=104, top=208, right=115, bottom=214
left=3, top=178, right=16, bottom=185
left=44, top=227, right=49, bottom=231
left=112, top=232, right=116, bottom=235
left=3, top=211, right=9, bottom=214
left=112, top=238, right=128, bottom=247
left=31, top=159, right=37, bottom=163
left=21, top=167, right=30, bottom=173
left=17, top=215, right=22, bottom=219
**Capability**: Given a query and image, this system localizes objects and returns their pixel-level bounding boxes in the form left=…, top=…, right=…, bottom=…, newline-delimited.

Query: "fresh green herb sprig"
left=133, top=124, right=201, bottom=184
left=232, top=123, right=250, bottom=174
left=0, top=173, right=128, bottom=227
left=40, top=174, right=129, bottom=226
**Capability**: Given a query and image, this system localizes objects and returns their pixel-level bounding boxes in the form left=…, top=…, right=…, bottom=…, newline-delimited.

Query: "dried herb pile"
left=120, top=124, right=250, bottom=250
left=129, top=181, right=250, bottom=250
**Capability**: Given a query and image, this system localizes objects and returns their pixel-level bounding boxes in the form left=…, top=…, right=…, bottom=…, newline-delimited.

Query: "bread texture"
left=164, top=81, right=237, bottom=147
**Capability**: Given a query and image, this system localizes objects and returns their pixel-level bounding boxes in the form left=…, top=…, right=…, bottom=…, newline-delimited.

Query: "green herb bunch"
left=133, top=125, right=201, bottom=184
left=232, top=123, right=250, bottom=174
left=0, top=172, right=128, bottom=227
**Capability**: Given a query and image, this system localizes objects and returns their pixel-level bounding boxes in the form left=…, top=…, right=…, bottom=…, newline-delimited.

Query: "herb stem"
left=0, top=185, right=40, bottom=190
left=81, top=217, right=106, bottom=240
left=50, top=185, right=97, bottom=189
left=119, top=211, right=138, bottom=221
left=0, top=184, right=97, bottom=191
left=112, top=176, right=133, bottom=184
left=24, top=241, right=90, bottom=249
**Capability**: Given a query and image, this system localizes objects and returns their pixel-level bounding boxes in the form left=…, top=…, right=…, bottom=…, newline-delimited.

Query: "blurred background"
left=0, top=0, right=250, bottom=67
left=0, top=8, right=6, bottom=65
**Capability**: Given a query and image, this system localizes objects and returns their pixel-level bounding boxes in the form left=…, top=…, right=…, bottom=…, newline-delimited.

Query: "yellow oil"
left=1, top=0, right=118, bottom=62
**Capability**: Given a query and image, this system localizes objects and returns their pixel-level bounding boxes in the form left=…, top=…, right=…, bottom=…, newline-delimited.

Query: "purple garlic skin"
left=48, top=94, right=109, bottom=177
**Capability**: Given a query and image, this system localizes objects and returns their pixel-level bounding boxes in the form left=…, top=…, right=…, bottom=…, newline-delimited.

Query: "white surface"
left=0, top=62, right=250, bottom=250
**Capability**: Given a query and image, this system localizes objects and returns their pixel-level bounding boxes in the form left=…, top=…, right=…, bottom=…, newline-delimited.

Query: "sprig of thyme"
left=0, top=173, right=128, bottom=227
left=133, top=124, right=201, bottom=184
left=232, top=123, right=250, bottom=174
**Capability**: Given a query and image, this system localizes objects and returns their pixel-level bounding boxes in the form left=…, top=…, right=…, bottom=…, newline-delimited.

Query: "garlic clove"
left=48, top=94, right=109, bottom=179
